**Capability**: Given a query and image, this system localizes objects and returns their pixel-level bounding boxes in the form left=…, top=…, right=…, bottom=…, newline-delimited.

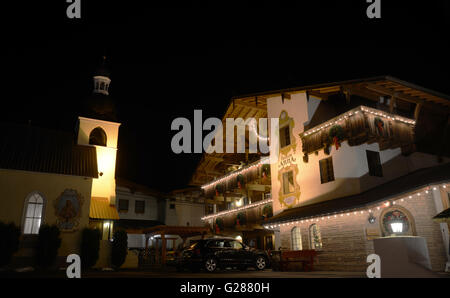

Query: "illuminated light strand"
left=263, top=184, right=449, bottom=230
left=201, top=198, right=273, bottom=221
left=249, top=121, right=270, bottom=142
left=302, top=105, right=415, bottom=137
left=201, top=156, right=270, bottom=190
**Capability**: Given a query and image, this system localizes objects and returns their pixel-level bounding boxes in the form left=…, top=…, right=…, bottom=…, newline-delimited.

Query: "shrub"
left=0, top=222, right=21, bottom=267
left=35, top=225, right=61, bottom=270
left=111, top=229, right=128, bottom=269
left=80, top=228, right=101, bottom=269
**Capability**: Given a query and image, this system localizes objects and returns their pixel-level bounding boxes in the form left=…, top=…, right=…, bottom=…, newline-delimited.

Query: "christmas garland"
left=374, top=117, right=384, bottom=135
left=262, top=204, right=273, bottom=220
left=261, top=164, right=271, bottom=178
left=328, top=125, right=346, bottom=150
left=382, top=210, right=409, bottom=234
left=215, top=184, right=224, bottom=196
left=214, top=218, right=224, bottom=234
left=237, top=174, right=245, bottom=189
left=235, top=212, right=247, bottom=226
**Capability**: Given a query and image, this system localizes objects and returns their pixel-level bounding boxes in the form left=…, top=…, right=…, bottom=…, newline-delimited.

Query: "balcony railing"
left=300, top=105, right=416, bottom=156
left=202, top=156, right=271, bottom=198
left=201, top=198, right=273, bottom=221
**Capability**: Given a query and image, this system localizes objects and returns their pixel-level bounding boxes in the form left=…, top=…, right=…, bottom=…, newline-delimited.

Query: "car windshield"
left=230, top=241, right=243, bottom=249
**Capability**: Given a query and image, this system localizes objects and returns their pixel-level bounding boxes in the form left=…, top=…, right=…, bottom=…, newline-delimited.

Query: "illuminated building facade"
left=195, top=76, right=450, bottom=272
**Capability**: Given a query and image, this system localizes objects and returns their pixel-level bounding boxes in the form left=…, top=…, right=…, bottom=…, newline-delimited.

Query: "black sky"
left=2, top=1, right=450, bottom=191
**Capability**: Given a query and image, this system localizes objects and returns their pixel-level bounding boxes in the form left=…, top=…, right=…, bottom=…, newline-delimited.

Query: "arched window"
left=291, top=227, right=302, bottom=250
left=89, top=127, right=107, bottom=146
left=23, top=192, right=45, bottom=234
left=309, top=224, right=323, bottom=249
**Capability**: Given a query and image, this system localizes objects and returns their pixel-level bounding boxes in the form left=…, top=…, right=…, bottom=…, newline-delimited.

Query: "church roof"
left=0, top=123, right=98, bottom=178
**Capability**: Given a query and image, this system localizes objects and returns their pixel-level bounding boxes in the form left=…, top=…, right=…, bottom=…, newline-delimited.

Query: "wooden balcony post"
left=414, top=103, right=422, bottom=121
left=161, top=232, right=167, bottom=265
left=389, top=96, right=396, bottom=113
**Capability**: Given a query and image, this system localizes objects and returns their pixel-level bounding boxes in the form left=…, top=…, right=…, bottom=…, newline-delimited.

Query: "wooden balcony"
left=300, top=106, right=416, bottom=156
left=202, top=157, right=271, bottom=198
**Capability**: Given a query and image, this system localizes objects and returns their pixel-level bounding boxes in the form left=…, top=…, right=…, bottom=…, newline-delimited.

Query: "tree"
left=35, top=225, right=61, bottom=270
left=111, top=229, right=128, bottom=269
left=0, top=222, right=21, bottom=268
left=80, top=228, right=101, bottom=269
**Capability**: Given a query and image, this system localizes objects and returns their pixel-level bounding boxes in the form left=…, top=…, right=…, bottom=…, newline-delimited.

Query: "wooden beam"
left=307, top=90, right=329, bottom=100
left=414, top=103, right=422, bottom=120
left=389, top=95, right=396, bottom=113
left=341, top=86, right=351, bottom=104
left=234, top=102, right=267, bottom=112
left=364, top=83, right=449, bottom=114
left=343, top=85, right=382, bottom=102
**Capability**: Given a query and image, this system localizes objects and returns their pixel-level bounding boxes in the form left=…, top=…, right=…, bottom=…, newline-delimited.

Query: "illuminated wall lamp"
left=390, top=222, right=403, bottom=234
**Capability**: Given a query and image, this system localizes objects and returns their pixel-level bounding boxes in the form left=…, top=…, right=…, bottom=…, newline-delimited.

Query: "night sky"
left=2, top=1, right=450, bottom=191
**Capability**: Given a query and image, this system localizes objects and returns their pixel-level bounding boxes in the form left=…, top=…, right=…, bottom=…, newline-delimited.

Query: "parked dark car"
left=177, top=237, right=270, bottom=272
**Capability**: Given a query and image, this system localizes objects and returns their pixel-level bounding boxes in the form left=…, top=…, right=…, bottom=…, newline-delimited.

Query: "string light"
left=201, top=156, right=270, bottom=189
left=302, top=105, right=415, bottom=137
left=263, top=185, right=445, bottom=230
left=201, top=198, right=272, bottom=221
left=249, top=121, right=270, bottom=142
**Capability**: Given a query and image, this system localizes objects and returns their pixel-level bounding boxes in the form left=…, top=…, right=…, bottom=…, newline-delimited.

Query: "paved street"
left=1, top=267, right=366, bottom=278
left=3, top=267, right=450, bottom=278
left=82, top=268, right=367, bottom=278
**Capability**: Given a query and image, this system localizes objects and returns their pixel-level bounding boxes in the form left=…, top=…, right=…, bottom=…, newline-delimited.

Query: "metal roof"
left=0, top=123, right=98, bottom=178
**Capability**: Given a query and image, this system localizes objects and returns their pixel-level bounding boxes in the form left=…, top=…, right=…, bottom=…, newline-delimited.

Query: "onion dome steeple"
left=80, top=56, right=117, bottom=122
left=93, top=56, right=111, bottom=95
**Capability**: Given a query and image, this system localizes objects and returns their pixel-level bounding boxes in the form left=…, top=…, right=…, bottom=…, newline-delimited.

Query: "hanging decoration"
left=261, top=164, right=271, bottom=178
left=215, top=184, right=224, bottom=196
left=237, top=174, right=245, bottom=189
left=374, top=117, right=384, bottom=135
left=235, top=212, right=247, bottom=226
left=262, top=204, right=273, bottom=221
left=328, top=125, right=346, bottom=150
left=214, top=218, right=224, bottom=234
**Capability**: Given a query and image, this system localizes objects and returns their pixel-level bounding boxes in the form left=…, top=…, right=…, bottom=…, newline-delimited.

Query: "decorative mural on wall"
left=276, top=110, right=301, bottom=208
left=277, top=154, right=301, bottom=208
left=53, top=189, right=84, bottom=232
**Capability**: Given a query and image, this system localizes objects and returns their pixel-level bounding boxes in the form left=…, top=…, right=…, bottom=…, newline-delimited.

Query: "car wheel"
left=255, top=256, right=267, bottom=270
left=204, top=257, right=218, bottom=272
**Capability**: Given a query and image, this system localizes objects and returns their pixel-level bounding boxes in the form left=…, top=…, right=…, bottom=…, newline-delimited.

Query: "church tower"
left=77, top=57, right=121, bottom=206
